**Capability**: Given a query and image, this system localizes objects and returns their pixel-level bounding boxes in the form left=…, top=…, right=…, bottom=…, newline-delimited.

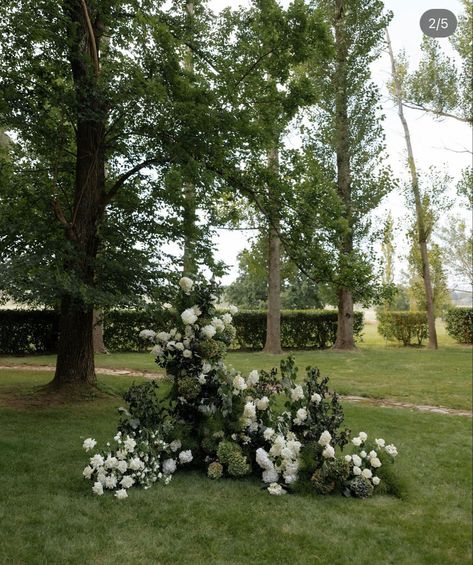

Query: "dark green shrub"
left=377, top=311, right=428, bottom=346
left=0, top=310, right=59, bottom=354
left=444, top=307, right=473, bottom=344
left=233, top=310, right=364, bottom=350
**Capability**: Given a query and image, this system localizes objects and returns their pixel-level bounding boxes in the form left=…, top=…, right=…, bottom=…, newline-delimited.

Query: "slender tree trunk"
left=182, top=1, right=197, bottom=276
left=52, top=1, right=107, bottom=387
left=263, top=146, right=282, bottom=354
left=386, top=30, right=438, bottom=349
left=333, top=0, right=356, bottom=350
left=93, top=309, right=107, bottom=354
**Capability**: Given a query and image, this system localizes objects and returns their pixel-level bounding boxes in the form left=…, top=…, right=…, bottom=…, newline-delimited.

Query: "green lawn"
left=0, top=370, right=471, bottom=564
left=2, top=322, right=471, bottom=410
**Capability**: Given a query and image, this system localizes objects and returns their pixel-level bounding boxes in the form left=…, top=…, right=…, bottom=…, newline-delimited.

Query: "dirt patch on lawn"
left=0, top=364, right=163, bottom=380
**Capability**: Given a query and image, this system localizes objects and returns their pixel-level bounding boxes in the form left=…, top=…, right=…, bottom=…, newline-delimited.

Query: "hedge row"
left=0, top=308, right=364, bottom=354
left=377, top=311, right=428, bottom=346
left=0, top=310, right=59, bottom=354
left=444, top=307, right=473, bottom=344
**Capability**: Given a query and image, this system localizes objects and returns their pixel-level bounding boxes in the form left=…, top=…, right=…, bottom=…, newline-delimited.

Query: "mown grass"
left=2, top=322, right=471, bottom=410
left=0, top=370, right=471, bottom=564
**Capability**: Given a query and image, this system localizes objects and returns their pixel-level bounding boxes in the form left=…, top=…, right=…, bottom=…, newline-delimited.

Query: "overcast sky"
left=206, top=0, right=471, bottom=288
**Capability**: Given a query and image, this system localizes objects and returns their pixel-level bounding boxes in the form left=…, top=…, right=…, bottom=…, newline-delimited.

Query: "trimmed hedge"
left=377, top=311, right=428, bottom=346
left=0, top=308, right=364, bottom=354
left=0, top=310, right=59, bottom=354
left=444, top=307, right=473, bottom=344
left=233, top=310, right=364, bottom=350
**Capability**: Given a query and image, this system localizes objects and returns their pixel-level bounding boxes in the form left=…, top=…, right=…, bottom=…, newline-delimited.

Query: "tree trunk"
left=52, top=1, right=107, bottom=387
left=93, top=309, right=108, bottom=354
left=53, top=295, right=96, bottom=387
left=386, top=30, right=438, bottom=349
left=333, top=0, right=356, bottom=350
left=263, top=146, right=282, bottom=354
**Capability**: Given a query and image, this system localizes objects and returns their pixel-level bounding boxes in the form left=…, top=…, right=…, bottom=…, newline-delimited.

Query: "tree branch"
left=402, top=101, right=471, bottom=125
left=102, top=158, right=163, bottom=204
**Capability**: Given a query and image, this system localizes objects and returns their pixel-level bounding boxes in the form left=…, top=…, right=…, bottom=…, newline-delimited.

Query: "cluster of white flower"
left=256, top=430, right=302, bottom=493
left=318, top=430, right=336, bottom=459
left=345, top=432, right=398, bottom=488
left=82, top=431, right=192, bottom=499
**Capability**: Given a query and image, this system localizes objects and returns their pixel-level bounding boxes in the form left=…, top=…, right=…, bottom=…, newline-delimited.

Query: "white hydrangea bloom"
left=352, top=437, right=362, bottom=447
left=310, top=393, right=322, bottom=404
left=211, top=317, right=225, bottom=331
left=105, top=456, right=118, bottom=469
left=157, top=331, right=171, bottom=342
left=83, top=438, right=97, bottom=452
left=192, top=305, right=202, bottom=316
left=370, top=457, right=382, bottom=469
left=105, top=475, right=117, bottom=489
left=179, top=277, right=193, bottom=293
left=174, top=342, right=184, bottom=351
left=353, top=466, right=362, bottom=476
left=362, top=468, right=373, bottom=479
left=163, top=303, right=172, bottom=310
left=183, top=349, right=193, bottom=358
left=256, top=448, right=273, bottom=470
left=222, top=313, right=233, bottom=325
left=90, top=454, right=104, bottom=469
left=150, top=344, right=163, bottom=356
left=262, top=468, right=279, bottom=484
left=360, top=450, right=367, bottom=458
left=120, top=476, right=135, bottom=489
left=372, top=476, right=381, bottom=486
left=352, top=454, right=362, bottom=467
left=201, top=325, right=216, bottom=339
left=232, top=375, right=247, bottom=394
left=228, top=305, right=238, bottom=314
left=294, top=407, right=308, bottom=423
left=139, top=329, right=156, bottom=340
left=169, top=440, right=182, bottom=453
left=322, top=445, right=335, bottom=459
left=117, top=460, right=128, bottom=474
left=385, top=444, right=398, bottom=458
left=201, top=362, right=212, bottom=374
left=243, top=401, right=256, bottom=421
left=247, top=370, right=259, bottom=386
left=124, top=437, right=136, bottom=453
left=318, top=430, right=332, bottom=447
left=358, top=432, right=368, bottom=442
left=256, top=396, right=269, bottom=411
left=179, top=450, right=193, bottom=464
left=129, top=458, right=144, bottom=471
left=263, top=428, right=275, bottom=441
left=197, top=374, right=206, bottom=384
left=82, top=466, right=93, bottom=479
left=375, top=438, right=385, bottom=448
left=162, top=459, right=177, bottom=475
left=344, top=454, right=352, bottom=463
left=181, top=308, right=198, bottom=325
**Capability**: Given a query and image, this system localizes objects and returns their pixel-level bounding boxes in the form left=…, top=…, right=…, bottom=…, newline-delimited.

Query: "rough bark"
left=93, top=309, right=108, bottom=354
left=386, top=30, right=438, bottom=349
left=333, top=0, right=356, bottom=350
left=52, top=1, right=107, bottom=387
left=263, top=146, right=282, bottom=354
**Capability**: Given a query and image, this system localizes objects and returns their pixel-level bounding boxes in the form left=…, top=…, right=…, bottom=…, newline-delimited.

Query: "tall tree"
left=0, top=1, right=228, bottom=388
left=387, top=31, right=440, bottom=349
left=298, top=0, right=393, bottom=349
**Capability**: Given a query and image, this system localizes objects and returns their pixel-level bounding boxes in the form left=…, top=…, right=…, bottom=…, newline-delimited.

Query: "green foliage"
left=233, top=310, right=364, bottom=350
left=377, top=311, right=428, bottom=346
left=347, top=476, right=374, bottom=499
left=311, top=459, right=350, bottom=495
left=444, top=307, right=473, bottom=344
left=216, top=441, right=251, bottom=477
left=0, top=310, right=58, bottom=354
left=207, top=461, right=223, bottom=480
left=118, top=381, right=171, bottom=436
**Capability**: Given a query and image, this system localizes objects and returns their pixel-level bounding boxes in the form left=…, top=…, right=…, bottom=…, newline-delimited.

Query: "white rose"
left=90, top=454, right=104, bottom=469
left=83, top=438, right=97, bottom=452
left=181, top=308, right=198, bottom=325
left=105, top=475, right=117, bottom=489
left=105, top=456, right=118, bottom=469
left=385, top=444, right=398, bottom=458
left=179, top=277, right=193, bottom=293
left=268, top=483, right=286, bottom=496
left=375, top=438, right=385, bottom=448
left=96, top=471, right=107, bottom=485
left=362, top=468, right=373, bottom=479
left=262, top=468, right=279, bottom=484
left=370, top=457, right=382, bottom=469
left=129, top=458, right=143, bottom=471
left=169, top=440, right=182, bottom=452
left=352, top=437, right=362, bottom=447
left=256, top=396, right=269, bottom=411
left=117, top=460, right=128, bottom=474
left=114, top=488, right=128, bottom=500
left=352, top=454, right=362, bottom=467
left=179, top=450, right=193, bottom=464
left=353, top=466, right=362, bottom=476
left=358, top=432, right=368, bottom=442
left=291, top=385, right=304, bottom=402
left=372, top=476, right=381, bottom=486
left=124, top=437, right=136, bottom=453
left=368, top=450, right=377, bottom=459
left=162, top=459, right=177, bottom=475
left=183, top=349, right=192, bottom=358
left=120, top=475, right=134, bottom=489
left=322, top=445, right=335, bottom=459
left=318, top=430, right=332, bottom=447
left=360, top=450, right=367, bottom=458
left=201, top=325, right=216, bottom=339
left=82, top=465, right=93, bottom=479
left=263, top=428, right=275, bottom=441
left=310, top=393, right=322, bottom=404
left=92, top=481, right=104, bottom=496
